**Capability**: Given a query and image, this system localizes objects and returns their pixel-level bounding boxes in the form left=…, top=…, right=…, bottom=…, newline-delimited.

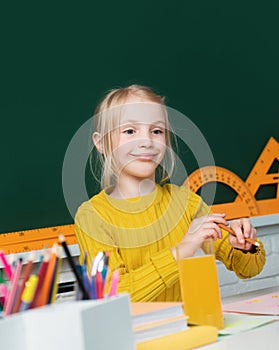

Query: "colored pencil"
left=218, top=223, right=260, bottom=247
left=91, top=252, right=105, bottom=299
left=81, top=264, right=90, bottom=299
left=49, top=245, right=62, bottom=304
left=36, top=244, right=58, bottom=307
left=19, top=274, right=38, bottom=312
left=109, top=269, right=119, bottom=297
left=58, top=234, right=90, bottom=300
left=102, top=252, right=110, bottom=294
left=96, top=271, right=103, bottom=299
left=29, top=251, right=50, bottom=309
left=12, top=251, right=35, bottom=313
left=3, top=258, right=23, bottom=316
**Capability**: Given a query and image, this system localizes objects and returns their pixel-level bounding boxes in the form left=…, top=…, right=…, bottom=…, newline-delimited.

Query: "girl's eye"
left=152, top=129, right=164, bottom=135
left=124, top=129, right=135, bottom=135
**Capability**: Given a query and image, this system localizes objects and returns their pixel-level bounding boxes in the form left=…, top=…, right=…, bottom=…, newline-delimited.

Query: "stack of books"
left=130, top=302, right=218, bottom=350
left=131, top=302, right=187, bottom=343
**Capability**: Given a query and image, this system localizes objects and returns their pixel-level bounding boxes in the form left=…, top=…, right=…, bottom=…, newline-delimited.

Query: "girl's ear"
left=93, top=132, right=103, bottom=153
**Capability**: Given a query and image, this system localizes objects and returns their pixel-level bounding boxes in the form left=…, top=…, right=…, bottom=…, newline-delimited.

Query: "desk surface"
left=200, top=321, right=279, bottom=350
left=221, top=285, right=279, bottom=304
left=199, top=286, right=279, bottom=350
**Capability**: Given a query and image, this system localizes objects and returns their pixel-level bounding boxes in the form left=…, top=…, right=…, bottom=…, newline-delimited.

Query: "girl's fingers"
left=251, top=227, right=257, bottom=239
left=230, top=219, right=243, bottom=243
left=230, top=218, right=256, bottom=245
left=187, top=214, right=227, bottom=240
left=207, top=213, right=228, bottom=226
left=228, top=234, right=246, bottom=250
left=241, top=218, right=255, bottom=239
left=232, top=226, right=245, bottom=244
left=203, top=224, right=222, bottom=239
left=201, top=228, right=219, bottom=241
left=194, top=214, right=227, bottom=230
left=242, top=219, right=250, bottom=236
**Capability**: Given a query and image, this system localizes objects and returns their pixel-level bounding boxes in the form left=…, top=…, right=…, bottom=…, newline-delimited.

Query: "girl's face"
left=111, top=95, right=167, bottom=182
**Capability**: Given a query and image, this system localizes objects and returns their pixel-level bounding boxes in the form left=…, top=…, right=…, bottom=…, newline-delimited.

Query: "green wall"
left=1, top=1, right=279, bottom=233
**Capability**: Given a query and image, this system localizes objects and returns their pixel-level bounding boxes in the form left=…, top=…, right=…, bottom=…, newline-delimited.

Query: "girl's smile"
left=129, top=152, right=159, bottom=161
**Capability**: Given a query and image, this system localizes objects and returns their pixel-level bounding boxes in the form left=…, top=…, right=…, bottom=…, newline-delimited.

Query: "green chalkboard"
left=1, top=1, right=279, bottom=233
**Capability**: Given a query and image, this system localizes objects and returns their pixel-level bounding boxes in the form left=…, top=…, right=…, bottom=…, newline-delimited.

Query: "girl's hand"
left=228, top=218, right=257, bottom=251
left=172, top=213, right=227, bottom=260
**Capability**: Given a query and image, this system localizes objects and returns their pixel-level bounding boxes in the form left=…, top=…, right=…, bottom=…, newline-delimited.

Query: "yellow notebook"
left=136, top=325, right=218, bottom=350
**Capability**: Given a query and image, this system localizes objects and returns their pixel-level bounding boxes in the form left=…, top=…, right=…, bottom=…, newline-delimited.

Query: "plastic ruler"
left=185, top=166, right=259, bottom=218
left=184, top=137, right=279, bottom=219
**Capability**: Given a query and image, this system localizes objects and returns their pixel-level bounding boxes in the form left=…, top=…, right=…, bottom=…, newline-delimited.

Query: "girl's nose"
left=138, top=137, right=152, bottom=148
left=138, top=132, right=152, bottom=148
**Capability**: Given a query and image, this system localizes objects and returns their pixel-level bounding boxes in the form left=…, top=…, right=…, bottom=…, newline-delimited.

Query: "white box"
left=0, top=293, right=135, bottom=350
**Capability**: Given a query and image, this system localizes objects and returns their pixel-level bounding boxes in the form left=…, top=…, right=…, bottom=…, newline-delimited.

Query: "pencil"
left=19, top=274, right=38, bottom=312
left=3, top=258, right=23, bottom=316
left=218, top=223, right=260, bottom=247
left=36, top=244, right=58, bottom=307
left=81, top=264, right=90, bottom=299
left=91, top=252, right=105, bottom=300
left=12, top=251, right=35, bottom=314
left=49, top=246, right=62, bottom=304
left=102, top=252, right=110, bottom=294
left=109, top=269, right=119, bottom=297
left=29, top=251, right=50, bottom=309
left=96, top=271, right=103, bottom=299
left=58, top=234, right=90, bottom=300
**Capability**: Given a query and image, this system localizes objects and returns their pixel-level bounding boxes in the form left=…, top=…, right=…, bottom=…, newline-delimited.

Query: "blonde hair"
left=91, top=84, right=176, bottom=189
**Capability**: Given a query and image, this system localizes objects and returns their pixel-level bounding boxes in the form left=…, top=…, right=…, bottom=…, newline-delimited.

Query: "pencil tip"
left=58, top=234, right=65, bottom=243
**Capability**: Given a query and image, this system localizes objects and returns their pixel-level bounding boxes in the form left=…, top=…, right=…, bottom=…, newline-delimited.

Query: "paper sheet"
left=222, top=291, right=279, bottom=315
left=219, top=313, right=279, bottom=335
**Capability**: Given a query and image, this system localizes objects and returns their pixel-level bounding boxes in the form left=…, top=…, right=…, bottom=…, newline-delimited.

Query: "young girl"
left=74, top=84, right=266, bottom=302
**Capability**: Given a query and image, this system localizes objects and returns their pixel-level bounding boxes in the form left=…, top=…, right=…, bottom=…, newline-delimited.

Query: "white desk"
left=201, top=321, right=279, bottom=350
left=199, top=286, right=279, bottom=349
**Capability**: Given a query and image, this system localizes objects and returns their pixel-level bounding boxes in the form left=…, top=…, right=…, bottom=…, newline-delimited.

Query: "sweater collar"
left=100, top=184, right=164, bottom=213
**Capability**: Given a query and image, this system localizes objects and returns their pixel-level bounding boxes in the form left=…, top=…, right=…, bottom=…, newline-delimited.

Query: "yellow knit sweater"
left=74, top=184, right=266, bottom=302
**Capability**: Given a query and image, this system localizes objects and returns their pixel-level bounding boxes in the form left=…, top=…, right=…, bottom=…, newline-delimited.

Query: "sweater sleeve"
left=74, top=221, right=179, bottom=302
left=214, top=231, right=266, bottom=279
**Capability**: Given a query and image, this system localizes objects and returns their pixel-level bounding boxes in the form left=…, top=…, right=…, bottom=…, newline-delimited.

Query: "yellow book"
left=136, top=325, right=218, bottom=350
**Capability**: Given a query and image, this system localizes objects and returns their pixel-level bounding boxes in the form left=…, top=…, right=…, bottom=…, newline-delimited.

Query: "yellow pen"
left=19, top=274, right=38, bottom=312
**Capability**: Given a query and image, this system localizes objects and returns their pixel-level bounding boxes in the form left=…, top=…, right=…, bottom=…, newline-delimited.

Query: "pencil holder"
left=0, top=293, right=135, bottom=350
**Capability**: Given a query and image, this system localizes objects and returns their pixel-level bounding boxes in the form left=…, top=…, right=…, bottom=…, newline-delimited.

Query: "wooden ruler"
left=184, top=137, right=279, bottom=219
left=0, top=224, right=76, bottom=255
